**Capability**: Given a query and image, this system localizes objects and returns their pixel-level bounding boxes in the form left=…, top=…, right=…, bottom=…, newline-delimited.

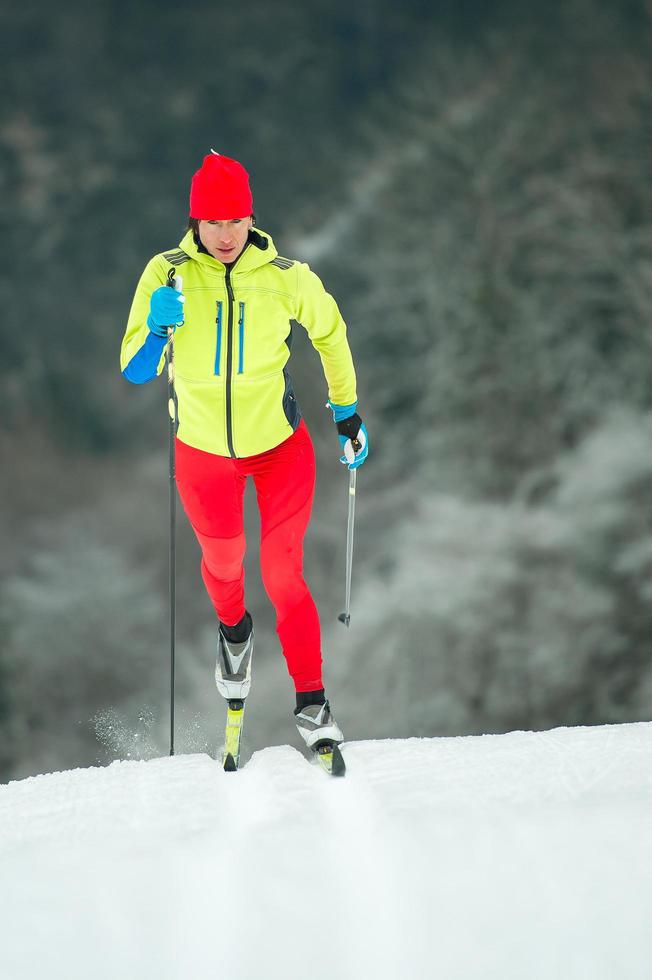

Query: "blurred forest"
left=2, top=0, right=652, bottom=779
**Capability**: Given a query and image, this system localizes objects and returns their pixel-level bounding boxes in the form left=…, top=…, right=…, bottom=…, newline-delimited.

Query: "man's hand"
left=147, top=285, right=185, bottom=337
left=327, top=401, right=369, bottom=470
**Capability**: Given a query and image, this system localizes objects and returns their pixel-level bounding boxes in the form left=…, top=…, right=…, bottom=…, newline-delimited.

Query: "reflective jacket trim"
left=163, top=249, right=191, bottom=265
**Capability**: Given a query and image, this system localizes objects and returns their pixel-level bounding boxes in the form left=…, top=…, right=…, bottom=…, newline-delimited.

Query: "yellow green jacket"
left=120, top=228, right=357, bottom=457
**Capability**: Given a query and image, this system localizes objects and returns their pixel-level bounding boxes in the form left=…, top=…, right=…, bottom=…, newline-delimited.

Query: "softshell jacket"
left=120, top=227, right=357, bottom=458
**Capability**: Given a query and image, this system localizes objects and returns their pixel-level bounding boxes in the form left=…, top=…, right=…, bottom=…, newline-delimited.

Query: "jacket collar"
left=178, top=227, right=278, bottom=274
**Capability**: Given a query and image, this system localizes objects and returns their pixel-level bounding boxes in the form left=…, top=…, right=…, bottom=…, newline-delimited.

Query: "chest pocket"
left=237, top=302, right=245, bottom=374
left=214, top=301, right=223, bottom=376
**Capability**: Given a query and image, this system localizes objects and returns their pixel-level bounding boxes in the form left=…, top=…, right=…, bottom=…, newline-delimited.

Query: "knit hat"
left=189, top=152, right=253, bottom=219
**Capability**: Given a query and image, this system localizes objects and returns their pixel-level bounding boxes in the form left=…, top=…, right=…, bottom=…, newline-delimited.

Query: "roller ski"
left=295, top=700, right=346, bottom=777
left=215, top=614, right=253, bottom=771
left=222, top=699, right=246, bottom=771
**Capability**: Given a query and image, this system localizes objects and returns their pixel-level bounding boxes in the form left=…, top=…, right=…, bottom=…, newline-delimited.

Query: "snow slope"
left=1, top=723, right=651, bottom=980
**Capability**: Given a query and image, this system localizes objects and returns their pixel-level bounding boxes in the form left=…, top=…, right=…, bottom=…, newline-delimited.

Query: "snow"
left=1, top=723, right=652, bottom=979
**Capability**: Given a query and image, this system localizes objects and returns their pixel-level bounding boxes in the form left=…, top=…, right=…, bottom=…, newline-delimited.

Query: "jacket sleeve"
left=120, top=255, right=169, bottom=384
left=294, top=262, right=357, bottom=406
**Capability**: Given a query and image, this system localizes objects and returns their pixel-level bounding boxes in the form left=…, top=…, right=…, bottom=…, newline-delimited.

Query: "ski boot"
left=294, top=698, right=345, bottom=776
left=216, top=612, right=253, bottom=771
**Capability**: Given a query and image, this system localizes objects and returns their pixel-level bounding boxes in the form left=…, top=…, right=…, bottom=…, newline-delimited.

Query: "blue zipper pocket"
left=214, top=301, right=223, bottom=375
left=238, top=302, right=245, bottom=374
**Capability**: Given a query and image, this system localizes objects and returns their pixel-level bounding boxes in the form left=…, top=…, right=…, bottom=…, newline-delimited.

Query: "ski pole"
left=338, top=462, right=358, bottom=628
left=166, top=268, right=183, bottom=756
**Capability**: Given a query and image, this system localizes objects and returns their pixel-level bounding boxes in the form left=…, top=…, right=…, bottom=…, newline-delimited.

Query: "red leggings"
left=175, top=420, right=322, bottom=692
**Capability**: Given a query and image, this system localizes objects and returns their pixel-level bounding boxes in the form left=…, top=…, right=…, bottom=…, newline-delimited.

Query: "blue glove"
left=147, top=285, right=185, bottom=337
left=327, top=401, right=369, bottom=470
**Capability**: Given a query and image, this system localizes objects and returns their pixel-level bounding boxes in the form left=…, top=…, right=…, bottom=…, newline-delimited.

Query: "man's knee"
left=201, top=532, right=246, bottom=583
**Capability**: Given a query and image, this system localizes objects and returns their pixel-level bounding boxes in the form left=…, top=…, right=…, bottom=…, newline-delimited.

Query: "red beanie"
left=189, top=152, right=253, bottom=219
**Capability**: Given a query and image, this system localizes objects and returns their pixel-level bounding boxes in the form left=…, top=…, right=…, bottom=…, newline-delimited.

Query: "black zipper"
left=223, top=241, right=251, bottom=458
left=225, top=267, right=236, bottom=457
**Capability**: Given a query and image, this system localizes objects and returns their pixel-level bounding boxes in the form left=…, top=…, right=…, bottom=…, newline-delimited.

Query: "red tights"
left=175, top=420, right=322, bottom=692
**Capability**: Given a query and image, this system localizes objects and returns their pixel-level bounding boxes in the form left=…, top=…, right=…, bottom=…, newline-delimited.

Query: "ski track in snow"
left=1, top=723, right=652, bottom=980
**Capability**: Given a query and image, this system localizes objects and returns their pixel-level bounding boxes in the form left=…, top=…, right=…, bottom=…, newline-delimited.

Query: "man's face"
left=198, top=217, right=253, bottom=263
